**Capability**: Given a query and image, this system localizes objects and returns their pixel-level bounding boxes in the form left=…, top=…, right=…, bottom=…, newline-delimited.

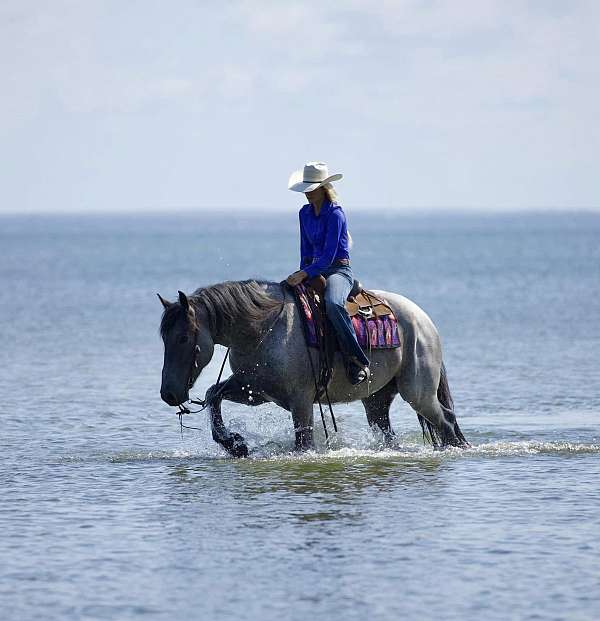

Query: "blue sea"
left=1, top=210, right=599, bottom=620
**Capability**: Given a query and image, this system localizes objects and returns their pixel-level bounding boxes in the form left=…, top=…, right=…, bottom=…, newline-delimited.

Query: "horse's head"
left=158, top=290, right=214, bottom=406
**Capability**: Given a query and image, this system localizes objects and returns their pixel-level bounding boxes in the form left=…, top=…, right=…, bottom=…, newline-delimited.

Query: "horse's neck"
left=207, top=285, right=285, bottom=351
left=205, top=306, right=264, bottom=351
left=212, top=325, right=237, bottom=349
left=202, top=313, right=234, bottom=349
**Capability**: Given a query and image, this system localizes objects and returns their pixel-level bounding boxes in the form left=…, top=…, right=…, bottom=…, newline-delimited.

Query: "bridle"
left=187, top=344, right=202, bottom=391
left=174, top=287, right=287, bottom=433
left=176, top=341, right=231, bottom=434
left=170, top=284, right=341, bottom=445
left=173, top=322, right=231, bottom=433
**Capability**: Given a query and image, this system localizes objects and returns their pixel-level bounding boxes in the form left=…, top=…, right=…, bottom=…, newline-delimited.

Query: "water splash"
left=58, top=438, right=600, bottom=466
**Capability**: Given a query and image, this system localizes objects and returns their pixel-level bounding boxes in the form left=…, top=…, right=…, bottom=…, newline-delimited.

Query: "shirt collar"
left=321, top=197, right=333, bottom=214
left=307, top=196, right=334, bottom=217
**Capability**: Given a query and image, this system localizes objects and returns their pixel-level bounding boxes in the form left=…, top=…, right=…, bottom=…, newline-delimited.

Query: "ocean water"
left=1, top=210, right=599, bottom=621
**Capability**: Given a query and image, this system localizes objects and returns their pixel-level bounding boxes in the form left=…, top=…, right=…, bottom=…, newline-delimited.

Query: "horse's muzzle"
left=161, top=387, right=188, bottom=406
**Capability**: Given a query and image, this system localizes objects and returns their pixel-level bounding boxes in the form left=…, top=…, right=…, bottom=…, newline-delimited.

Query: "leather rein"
left=175, top=288, right=287, bottom=434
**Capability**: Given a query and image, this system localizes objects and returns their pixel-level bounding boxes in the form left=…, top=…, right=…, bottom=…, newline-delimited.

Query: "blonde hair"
left=323, top=183, right=352, bottom=247
left=323, top=183, right=339, bottom=203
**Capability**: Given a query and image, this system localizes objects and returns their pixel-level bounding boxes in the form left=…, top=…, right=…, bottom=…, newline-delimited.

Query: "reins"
left=177, top=347, right=230, bottom=435
left=175, top=281, right=379, bottom=445
left=174, top=283, right=339, bottom=444
left=176, top=290, right=286, bottom=435
left=292, top=285, right=338, bottom=444
left=303, top=324, right=336, bottom=443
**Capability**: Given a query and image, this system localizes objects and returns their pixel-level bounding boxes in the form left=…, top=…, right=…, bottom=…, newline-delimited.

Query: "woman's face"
left=305, top=187, right=325, bottom=203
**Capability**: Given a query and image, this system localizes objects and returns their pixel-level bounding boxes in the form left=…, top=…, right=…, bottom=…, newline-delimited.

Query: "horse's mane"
left=160, top=279, right=283, bottom=342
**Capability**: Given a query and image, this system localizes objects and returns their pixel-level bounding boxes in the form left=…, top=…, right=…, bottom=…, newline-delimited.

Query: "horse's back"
left=369, top=289, right=440, bottom=342
left=370, top=289, right=444, bottom=398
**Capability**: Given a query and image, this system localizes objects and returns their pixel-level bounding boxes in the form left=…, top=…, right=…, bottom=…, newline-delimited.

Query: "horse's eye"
left=177, top=335, right=189, bottom=345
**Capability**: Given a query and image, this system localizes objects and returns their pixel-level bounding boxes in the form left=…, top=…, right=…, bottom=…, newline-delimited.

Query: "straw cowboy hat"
left=288, top=161, right=343, bottom=193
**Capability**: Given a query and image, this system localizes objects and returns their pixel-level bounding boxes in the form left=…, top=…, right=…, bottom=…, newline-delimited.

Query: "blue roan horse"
left=158, top=280, right=468, bottom=457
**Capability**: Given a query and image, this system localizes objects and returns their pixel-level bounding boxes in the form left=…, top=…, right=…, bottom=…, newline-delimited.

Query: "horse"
left=158, top=279, right=468, bottom=457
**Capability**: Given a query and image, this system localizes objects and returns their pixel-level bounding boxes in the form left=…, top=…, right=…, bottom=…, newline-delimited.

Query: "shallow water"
left=1, top=211, right=599, bottom=620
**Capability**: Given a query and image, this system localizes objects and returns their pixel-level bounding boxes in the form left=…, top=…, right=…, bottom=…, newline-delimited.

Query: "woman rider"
left=286, top=161, right=370, bottom=385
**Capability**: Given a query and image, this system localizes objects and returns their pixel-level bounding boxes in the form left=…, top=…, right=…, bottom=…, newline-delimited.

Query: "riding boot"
left=346, top=355, right=370, bottom=385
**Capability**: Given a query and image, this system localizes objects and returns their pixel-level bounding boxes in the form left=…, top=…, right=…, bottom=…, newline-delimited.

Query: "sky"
left=1, top=0, right=599, bottom=214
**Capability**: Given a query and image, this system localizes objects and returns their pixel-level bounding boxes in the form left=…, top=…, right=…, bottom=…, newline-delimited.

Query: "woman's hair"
left=323, top=183, right=339, bottom=203
left=323, top=183, right=352, bottom=247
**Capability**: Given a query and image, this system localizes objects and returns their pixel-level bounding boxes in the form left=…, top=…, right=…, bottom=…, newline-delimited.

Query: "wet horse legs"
left=361, top=380, right=397, bottom=446
left=204, top=376, right=268, bottom=458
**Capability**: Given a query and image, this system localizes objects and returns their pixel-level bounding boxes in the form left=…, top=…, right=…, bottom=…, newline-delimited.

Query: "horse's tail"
left=418, top=361, right=468, bottom=447
left=437, top=362, right=468, bottom=445
left=437, top=361, right=454, bottom=412
left=418, top=414, right=441, bottom=448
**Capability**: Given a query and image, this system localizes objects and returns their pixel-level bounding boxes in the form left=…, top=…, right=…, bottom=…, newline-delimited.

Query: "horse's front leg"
left=291, top=402, right=315, bottom=451
left=205, top=377, right=267, bottom=458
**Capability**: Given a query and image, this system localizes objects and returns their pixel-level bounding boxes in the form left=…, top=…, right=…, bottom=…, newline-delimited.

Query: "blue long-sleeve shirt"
left=299, top=198, right=350, bottom=279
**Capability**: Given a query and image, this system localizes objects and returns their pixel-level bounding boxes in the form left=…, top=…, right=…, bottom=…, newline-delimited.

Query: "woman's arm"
left=299, top=212, right=312, bottom=269
left=303, top=210, right=344, bottom=279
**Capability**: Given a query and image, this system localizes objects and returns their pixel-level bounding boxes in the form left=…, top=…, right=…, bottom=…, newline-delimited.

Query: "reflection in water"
left=162, top=455, right=448, bottom=570
left=232, top=455, right=442, bottom=496
left=165, top=454, right=445, bottom=527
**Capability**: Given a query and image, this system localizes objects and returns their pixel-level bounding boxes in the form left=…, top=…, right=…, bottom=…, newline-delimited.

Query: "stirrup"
left=349, top=363, right=370, bottom=386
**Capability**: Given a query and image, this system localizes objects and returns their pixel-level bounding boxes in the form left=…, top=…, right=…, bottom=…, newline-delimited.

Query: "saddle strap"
left=346, top=290, right=393, bottom=318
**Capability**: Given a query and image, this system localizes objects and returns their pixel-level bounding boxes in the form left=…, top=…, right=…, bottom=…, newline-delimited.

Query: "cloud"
left=0, top=0, right=598, bottom=211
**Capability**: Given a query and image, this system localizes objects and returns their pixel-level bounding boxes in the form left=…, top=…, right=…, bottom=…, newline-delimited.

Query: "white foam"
left=245, top=439, right=600, bottom=463
left=78, top=438, right=600, bottom=465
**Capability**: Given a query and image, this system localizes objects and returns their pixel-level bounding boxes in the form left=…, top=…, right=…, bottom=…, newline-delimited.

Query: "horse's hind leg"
left=362, top=380, right=397, bottom=446
left=397, top=364, right=468, bottom=449
left=409, top=396, right=463, bottom=449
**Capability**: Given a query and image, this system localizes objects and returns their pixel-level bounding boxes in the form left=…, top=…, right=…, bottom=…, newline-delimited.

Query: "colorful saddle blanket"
left=295, top=284, right=401, bottom=350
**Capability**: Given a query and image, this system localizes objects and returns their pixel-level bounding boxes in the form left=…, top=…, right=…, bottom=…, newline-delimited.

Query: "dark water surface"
left=1, top=211, right=599, bottom=620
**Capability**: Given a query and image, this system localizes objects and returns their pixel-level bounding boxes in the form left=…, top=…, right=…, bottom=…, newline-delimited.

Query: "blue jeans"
left=321, top=265, right=370, bottom=367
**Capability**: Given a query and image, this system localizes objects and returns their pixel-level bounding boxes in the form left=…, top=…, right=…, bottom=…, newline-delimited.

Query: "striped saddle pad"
left=295, top=284, right=401, bottom=350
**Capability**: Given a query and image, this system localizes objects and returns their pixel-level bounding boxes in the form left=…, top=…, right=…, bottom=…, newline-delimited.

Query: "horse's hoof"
left=293, top=442, right=315, bottom=453
left=383, top=431, right=397, bottom=448
left=438, top=438, right=470, bottom=450
left=224, top=433, right=249, bottom=458
left=448, top=435, right=470, bottom=449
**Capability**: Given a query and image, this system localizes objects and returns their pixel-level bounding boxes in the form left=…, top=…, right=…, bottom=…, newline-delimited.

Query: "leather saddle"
left=295, top=276, right=399, bottom=399
left=306, top=276, right=394, bottom=318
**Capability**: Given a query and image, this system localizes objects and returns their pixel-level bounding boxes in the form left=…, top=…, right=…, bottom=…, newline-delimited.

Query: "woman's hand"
left=286, top=270, right=308, bottom=287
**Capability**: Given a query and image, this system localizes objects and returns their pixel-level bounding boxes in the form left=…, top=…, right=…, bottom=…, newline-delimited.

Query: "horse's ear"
left=178, top=290, right=190, bottom=312
left=157, top=293, right=172, bottom=309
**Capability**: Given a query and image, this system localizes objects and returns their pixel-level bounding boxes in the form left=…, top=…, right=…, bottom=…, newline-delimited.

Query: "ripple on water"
left=55, top=439, right=600, bottom=467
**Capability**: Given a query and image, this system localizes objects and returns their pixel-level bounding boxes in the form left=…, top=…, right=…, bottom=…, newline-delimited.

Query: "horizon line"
left=1, top=205, right=600, bottom=217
